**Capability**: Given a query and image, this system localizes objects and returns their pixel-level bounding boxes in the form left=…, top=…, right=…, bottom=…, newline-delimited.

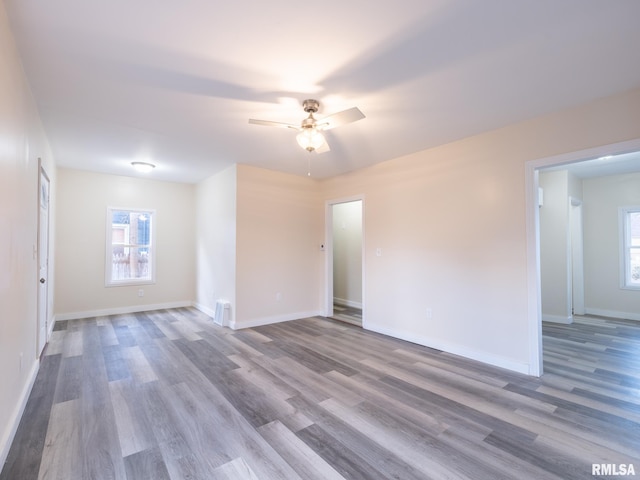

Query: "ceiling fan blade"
left=315, top=140, right=331, bottom=154
left=248, top=118, right=299, bottom=130
left=318, top=107, right=365, bottom=130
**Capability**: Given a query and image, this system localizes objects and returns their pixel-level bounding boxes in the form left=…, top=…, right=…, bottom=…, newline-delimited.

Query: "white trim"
left=53, top=300, right=192, bottom=321
left=230, top=310, right=323, bottom=330
left=525, top=163, right=543, bottom=377
left=0, top=360, right=39, bottom=469
left=37, top=161, right=51, bottom=357
left=619, top=206, right=640, bottom=290
left=365, top=322, right=531, bottom=375
left=525, top=137, right=640, bottom=377
left=193, top=302, right=216, bottom=319
left=585, top=308, right=640, bottom=322
left=570, top=199, right=585, bottom=315
left=333, top=297, right=363, bottom=309
left=542, top=314, right=573, bottom=324
left=105, top=207, right=156, bottom=287
left=526, top=139, right=640, bottom=171
left=620, top=285, right=640, bottom=291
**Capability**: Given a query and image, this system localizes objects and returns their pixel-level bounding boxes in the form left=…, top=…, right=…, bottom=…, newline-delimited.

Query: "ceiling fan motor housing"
left=302, top=99, right=320, bottom=113
left=301, top=116, right=316, bottom=128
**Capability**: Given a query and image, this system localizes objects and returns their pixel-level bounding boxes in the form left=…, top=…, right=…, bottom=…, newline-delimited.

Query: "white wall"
left=332, top=201, right=363, bottom=307
left=583, top=172, right=640, bottom=319
left=234, top=165, right=323, bottom=327
left=539, top=170, right=572, bottom=323
left=195, top=164, right=237, bottom=321
left=54, top=169, right=195, bottom=318
left=320, top=87, right=640, bottom=375
left=0, top=1, right=56, bottom=465
left=538, top=169, right=583, bottom=323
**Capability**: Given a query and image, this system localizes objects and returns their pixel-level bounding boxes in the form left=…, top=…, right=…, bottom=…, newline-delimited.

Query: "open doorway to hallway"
left=327, top=198, right=363, bottom=327
left=527, top=139, right=640, bottom=375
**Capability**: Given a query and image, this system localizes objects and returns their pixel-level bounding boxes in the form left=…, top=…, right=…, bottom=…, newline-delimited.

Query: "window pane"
left=111, top=211, right=151, bottom=247
left=107, top=208, right=154, bottom=285
left=630, top=247, right=640, bottom=286
left=112, top=247, right=151, bottom=281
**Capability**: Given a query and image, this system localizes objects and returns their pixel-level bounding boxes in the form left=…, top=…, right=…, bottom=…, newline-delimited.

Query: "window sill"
left=106, top=279, right=156, bottom=288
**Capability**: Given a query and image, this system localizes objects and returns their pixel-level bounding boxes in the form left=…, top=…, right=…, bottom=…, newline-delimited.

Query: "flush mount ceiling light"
left=249, top=99, right=365, bottom=153
left=131, top=161, right=155, bottom=173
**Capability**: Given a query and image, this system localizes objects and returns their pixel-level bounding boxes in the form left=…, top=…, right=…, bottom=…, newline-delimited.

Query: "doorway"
left=326, top=197, right=364, bottom=327
left=526, top=138, right=640, bottom=376
left=37, top=161, right=50, bottom=357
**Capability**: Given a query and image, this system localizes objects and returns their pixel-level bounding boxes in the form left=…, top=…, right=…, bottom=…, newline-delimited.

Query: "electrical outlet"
left=19, top=352, right=23, bottom=372
left=276, top=292, right=282, bottom=301
left=426, top=308, right=433, bottom=319
left=138, top=289, right=144, bottom=297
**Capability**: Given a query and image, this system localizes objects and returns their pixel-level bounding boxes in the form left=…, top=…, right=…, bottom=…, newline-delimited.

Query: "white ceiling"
left=5, top=0, right=640, bottom=183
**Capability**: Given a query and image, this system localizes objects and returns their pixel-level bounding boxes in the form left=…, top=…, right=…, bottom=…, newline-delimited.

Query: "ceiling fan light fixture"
left=296, top=127, right=325, bottom=152
left=249, top=98, right=364, bottom=154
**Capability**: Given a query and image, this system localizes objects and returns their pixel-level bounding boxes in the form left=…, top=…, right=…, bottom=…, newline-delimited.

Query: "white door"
left=37, top=164, right=50, bottom=356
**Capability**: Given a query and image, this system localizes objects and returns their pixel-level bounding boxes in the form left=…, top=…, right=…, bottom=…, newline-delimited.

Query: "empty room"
left=2, top=1, right=640, bottom=479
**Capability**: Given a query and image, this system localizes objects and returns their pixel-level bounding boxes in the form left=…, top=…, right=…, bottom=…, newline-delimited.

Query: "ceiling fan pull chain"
left=307, top=156, right=311, bottom=176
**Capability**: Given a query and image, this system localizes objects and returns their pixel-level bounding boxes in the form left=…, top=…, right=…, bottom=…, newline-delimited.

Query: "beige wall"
left=0, top=1, right=56, bottom=465
left=3, top=14, right=640, bottom=465
left=195, top=164, right=237, bottom=322
left=54, top=169, right=195, bottom=317
left=320, top=87, right=640, bottom=374
left=332, top=200, right=363, bottom=307
left=583, top=172, right=640, bottom=319
left=234, top=164, right=323, bottom=327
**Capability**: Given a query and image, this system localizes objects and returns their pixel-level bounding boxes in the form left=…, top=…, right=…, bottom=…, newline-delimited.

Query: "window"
left=620, top=206, right=640, bottom=289
left=106, top=207, right=155, bottom=286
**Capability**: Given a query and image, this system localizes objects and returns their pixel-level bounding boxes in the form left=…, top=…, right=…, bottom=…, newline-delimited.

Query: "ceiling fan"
left=249, top=99, right=365, bottom=153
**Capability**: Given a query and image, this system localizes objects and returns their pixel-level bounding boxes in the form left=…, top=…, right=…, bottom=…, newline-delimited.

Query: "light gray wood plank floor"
left=2, top=310, right=639, bottom=479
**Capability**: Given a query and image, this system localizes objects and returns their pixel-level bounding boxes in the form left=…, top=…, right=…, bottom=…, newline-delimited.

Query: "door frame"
left=324, top=195, right=365, bottom=325
left=37, top=160, right=51, bottom=356
left=570, top=197, right=585, bottom=316
left=525, top=138, right=640, bottom=376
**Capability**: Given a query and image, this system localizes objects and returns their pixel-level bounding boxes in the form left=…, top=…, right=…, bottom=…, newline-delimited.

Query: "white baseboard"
left=585, top=308, right=640, bottom=322
left=542, top=313, right=573, bottom=324
left=231, top=310, right=323, bottom=330
left=192, top=302, right=216, bottom=319
left=333, top=297, right=363, bottom=309
left=364, top=322, right=531, bottom=375
left=54, top=300, right=193, bottom=321
left=0, top=360, right=39, bottom=469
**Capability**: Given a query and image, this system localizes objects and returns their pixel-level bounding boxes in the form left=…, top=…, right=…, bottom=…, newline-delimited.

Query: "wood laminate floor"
left=330, top=304, right=362, bottom=327
left=2, top=310, right=639, bottom=479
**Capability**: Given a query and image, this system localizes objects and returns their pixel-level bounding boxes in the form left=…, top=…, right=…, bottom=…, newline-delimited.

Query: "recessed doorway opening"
left=325, top=197, right=364, bottom=327
left=526, top=138, right=640, bottom=376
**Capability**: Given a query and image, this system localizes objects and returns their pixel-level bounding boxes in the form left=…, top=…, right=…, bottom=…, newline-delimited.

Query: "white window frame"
left=106, top=207, right=156, bottom=287
left=619, top=206, right=640, bottom=290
